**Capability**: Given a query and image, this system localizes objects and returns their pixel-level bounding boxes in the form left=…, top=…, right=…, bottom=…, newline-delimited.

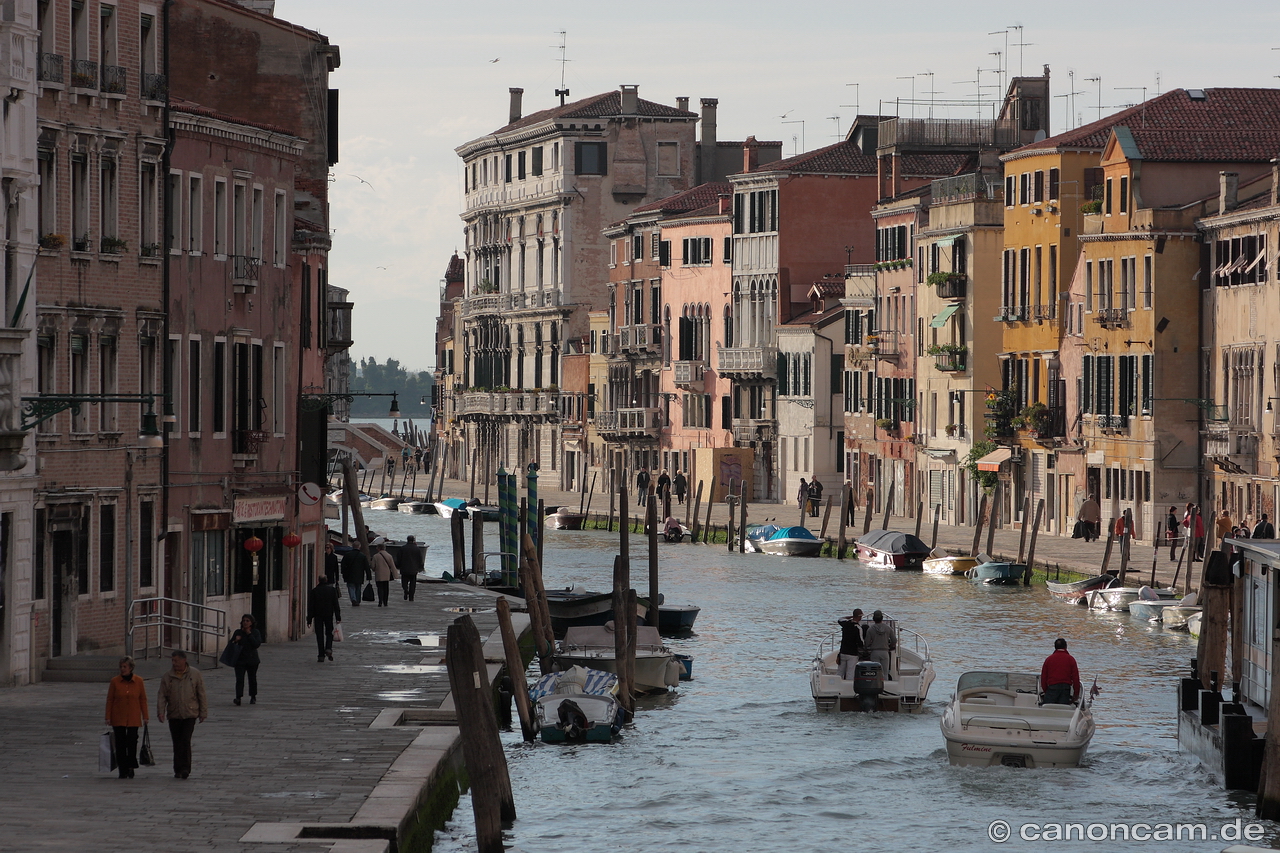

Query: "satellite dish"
left=1033, top=129, right=1047, bottom=142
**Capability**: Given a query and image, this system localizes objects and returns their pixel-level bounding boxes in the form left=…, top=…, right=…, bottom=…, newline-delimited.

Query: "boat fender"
left=1137, top=585, right=1158, bottom=601
left=664, top=660, right=682, bottom=687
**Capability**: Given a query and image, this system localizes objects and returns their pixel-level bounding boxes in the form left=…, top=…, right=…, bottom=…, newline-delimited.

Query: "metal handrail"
left=813, top=622, right=932, bottom=664
left=129, top=596, right=228, bottom=663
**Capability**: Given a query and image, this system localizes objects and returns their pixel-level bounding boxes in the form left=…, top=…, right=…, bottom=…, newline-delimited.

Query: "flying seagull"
left=490, top=58, right=500, bottom=63
left=349, top=174, right=374, bottom=189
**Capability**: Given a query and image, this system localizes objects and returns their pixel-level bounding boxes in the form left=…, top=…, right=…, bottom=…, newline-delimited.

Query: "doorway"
left=50, top=529, right=75, bottom=657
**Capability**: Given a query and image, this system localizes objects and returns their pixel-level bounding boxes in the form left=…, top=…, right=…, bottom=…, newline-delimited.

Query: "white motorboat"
left=1127, top=586, right=1187, bottom=622
left=940, top=671, right=1096, bottom=768
left=811, top=617, right=935, bottom=712
left=397, top=501, right=431, bottom=514
left=370, top=496, right=400, bottom=511
left=1087, top=584, right=1175, bottom=612
left=529, top=666, right=626, bottom=743
left=553, top=624, right=682, bottom=693
left=1186, top=611, right=1202, bottom=637
left=547, top=507, right=587, bottom=530
left=922, top=552, right=980, bottom=575
left=756, top=525, right=824, bottom=557
left=433, top=498, right=469, bottom=518
left=1161, top=594, right=1201, bottom=629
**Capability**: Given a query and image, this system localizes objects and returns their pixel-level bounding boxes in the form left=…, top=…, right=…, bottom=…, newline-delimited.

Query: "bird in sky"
left=376, top=266, right=388, bottom=270
left=490, top=58, right=500, bottom=63
left=779, top=110, right=793, bottom=119
left=349, top=174, right=374, bottom=189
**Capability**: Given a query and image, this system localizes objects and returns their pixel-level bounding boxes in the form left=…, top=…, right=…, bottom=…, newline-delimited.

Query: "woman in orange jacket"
left=105, top=655, right=148, bottom=779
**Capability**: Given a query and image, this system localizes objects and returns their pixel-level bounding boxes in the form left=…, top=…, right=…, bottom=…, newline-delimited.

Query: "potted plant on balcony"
left=1080, top=199, right=1103, bottom=214
left=478, top=277, right=498, bottom=294
left=944, top=423, right=958, bottom=437
left=926, top=343, right=967, bottom=371
left=38, top=233, right=66, bottom=251
left=72, top=234, right=92, bottom=252
left=875, top=418, right=897, bottom=432
left=1019, top=402, right=1051, bottom=437
left=100, top=236, right=128, bottom=255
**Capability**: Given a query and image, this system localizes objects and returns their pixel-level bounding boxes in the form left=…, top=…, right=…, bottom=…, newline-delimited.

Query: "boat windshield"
left=957, top=671, right=1039, bottom=694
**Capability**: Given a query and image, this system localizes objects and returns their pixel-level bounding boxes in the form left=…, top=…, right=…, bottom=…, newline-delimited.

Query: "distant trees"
left=348, top=357, right=433, bottom=416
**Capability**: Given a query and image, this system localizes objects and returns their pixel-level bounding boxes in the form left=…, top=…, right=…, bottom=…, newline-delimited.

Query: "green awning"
left=933, top=235, right=959, bottom=247
left=930, top=304, right=959, bottom=328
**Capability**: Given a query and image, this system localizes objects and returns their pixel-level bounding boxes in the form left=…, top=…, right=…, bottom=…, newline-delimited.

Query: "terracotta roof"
left=1013, top=88, right=1280, bottom=161
left=444, top=253, right=465, bottom=283
left=666, top=201, right=725, bottom=221
left=632, top=182, right=733, bottom=215
left=748, top=141, right=972, bottom=177
left=171, top=96, right=300, bottom=138
left=498, top=90, right=696, bottom=134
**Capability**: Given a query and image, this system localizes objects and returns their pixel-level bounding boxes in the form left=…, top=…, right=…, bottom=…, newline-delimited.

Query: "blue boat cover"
left=439, top=497, right=468, bottom=509
left=528, top=668, right=619, bottom=701
left=747, top=524, right=780, bottom=541
left=769, top=526, right=818, bottom=541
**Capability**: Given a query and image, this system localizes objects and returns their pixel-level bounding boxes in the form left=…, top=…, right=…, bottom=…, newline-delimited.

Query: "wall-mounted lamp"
left=21, top=394, right=165, bottom=448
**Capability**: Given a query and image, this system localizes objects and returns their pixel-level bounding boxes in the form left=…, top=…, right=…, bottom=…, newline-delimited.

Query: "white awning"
left=934, top=235, right=959, bottom=248
left=976, top=447, right=1013, bottom=472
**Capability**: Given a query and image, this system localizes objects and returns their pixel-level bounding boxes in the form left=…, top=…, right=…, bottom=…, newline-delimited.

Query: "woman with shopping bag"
left=104, top=656, right=148, bottom=779
left=371, top=538, right=399, bottom=607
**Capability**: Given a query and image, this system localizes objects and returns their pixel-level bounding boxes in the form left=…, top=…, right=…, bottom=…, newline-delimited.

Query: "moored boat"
left=544, top=588, right=651, bottom=637
left=397, top=501, right=430, bottom=514
left=1161, top=594, right=1201, bottom=629
left=966, top=561, right=1027, bottom=585
left=467, top=504, right=501, bottom=523
left=811, top=617, right=935, bottom=712
left=369, top=496, right=400, bottom=511
left=433, top=497, right=469, bottom=518
left=940, top=671, right=1096, bottom=768
left=744, top=524, right=780, bottom=552
left=1127, top=587, right=1183, bottom=622
left=1086, top=584, right=1173, bottom=612
left=922, top=552, right=979, bottom=575
left=855, top=529, right=931, bottom=570
left=1187, top=611, right=1202, bottom=637
left=1046, top=573, right=1115, bottom=604
left=529, top=666, right=626, bottom=743
left=554, top=624, right=681, bottom=693
left=757, top=525, right=824, bottom=557
left=657, top=604, right=700, bottom=633
left=547, top=507, right=587, bottom=530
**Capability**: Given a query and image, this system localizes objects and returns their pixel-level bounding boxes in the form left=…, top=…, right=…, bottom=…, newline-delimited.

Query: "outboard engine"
left=853, top=661, right=884, bottom=712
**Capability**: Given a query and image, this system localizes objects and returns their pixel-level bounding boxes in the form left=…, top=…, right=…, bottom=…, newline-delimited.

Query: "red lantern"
left=282, top=532, right=302, bottom=549
left=244, top=535, right=265, bottom=553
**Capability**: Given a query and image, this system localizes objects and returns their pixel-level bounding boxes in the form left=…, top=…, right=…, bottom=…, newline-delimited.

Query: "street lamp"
left=298, top=387, right=401, bottom=418
left=20, top=394, right=166, bottom=447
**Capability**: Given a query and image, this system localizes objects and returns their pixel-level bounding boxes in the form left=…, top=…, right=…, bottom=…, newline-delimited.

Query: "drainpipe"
left=160, top=0, right=174, bottom=600
left=124, top=449, right=134, bottom=656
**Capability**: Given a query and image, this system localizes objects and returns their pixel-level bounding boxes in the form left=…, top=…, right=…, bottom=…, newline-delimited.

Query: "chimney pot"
left=743, top=136, right=760, bottom=174
left=1271, top=159, right=1279, bottom=207
left=620, top=84, right=639, bottom=115
left=1220, top=171, right=1239, bottom=213
left=676, top=96, right=689, bottom=111
left=700, top=98, right=719, bottom=183
left=508, top=87, right=524, bottom=125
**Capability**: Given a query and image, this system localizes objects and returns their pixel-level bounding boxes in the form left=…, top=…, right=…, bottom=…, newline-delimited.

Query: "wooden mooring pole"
left=971, top=493, right=987, bottom=558
left=647, top=494, right=660, bottom=627
left=931, top=503, right=941, bottom=550
left=702, top=477, right=716, bottom=544
left=914, top=500, right=923, bottom=540
left=1025, top=499, right=1044, bottom=585
left=836, top=484, right=850, bottom=560
left=690, top=480, right=704, bottom=544
left=495, top=598, right=535, bottom=742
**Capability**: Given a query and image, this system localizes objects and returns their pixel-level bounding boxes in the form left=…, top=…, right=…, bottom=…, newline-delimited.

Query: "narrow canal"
left=364, top=511, right=1273, bottom=852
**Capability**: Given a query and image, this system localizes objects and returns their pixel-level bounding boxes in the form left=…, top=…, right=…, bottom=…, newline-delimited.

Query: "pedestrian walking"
left=157, top=651, right=207, bottom=779
left=1079, top=495, right=1101, bottom=542
left=105, top=655, right=148, bottom=779
left=230, top=614, right=262, bottom=705
left=636, top=468, right=650, bottom=495
left=340, top=544, right=371, bottom=606
left=396, top=535, right=425, bottom=601
left=656, top=470, right=671, bottom=502
left=797, top=478, right=808, bottom=512
left=371, top=538, right=399, bottom=607
left=673, top=471, right=688, bottom=505
left=324, top=539, right=340, bottom=586
left=1255, top=514, right=1276, bottom=539
left=307, top=573, right=342, bottom=662
left=1165, top=506, right=1180, bottom=559
left=808, top=478, right=824, bottom=517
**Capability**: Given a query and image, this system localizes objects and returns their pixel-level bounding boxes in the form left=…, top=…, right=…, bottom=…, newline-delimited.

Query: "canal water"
left=360, top=509, right=1275, bottom=852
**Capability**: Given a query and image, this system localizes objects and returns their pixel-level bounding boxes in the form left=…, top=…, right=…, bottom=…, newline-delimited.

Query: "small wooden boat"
left=657, top=604, right=700, bottom=633
left=1047, top=574, right=1115, bottom=604
left=369, top=496, right=400, bottom=511
left=547, top=507, right=587, bottom=530
left=397, top=501, right=431, bottom=514
left=433, top=497, right=469, bottom=518
left=554, top=624, right=682, bottom=693
left=855, top=529, right=931, bottom=570
left=922, top=552, right=980, bottom=575
left=940, top=671, right=1096, bottom=768
left=811, top=617, right=935, bottom=712
left=529, top=666, right=626, bottom=743
left=544, top=588, right=651, bottom=638
left=1161, top=594, right=1201, bottom=629
left=1126, top=586, right=1182, bottom=621
left=966, top=561, right=1027, bottom=585
left=756, top=525, right=824, bottom=557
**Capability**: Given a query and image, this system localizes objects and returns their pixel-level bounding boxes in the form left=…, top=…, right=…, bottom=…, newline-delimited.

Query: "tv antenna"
left=782, top=119, right=805, bottom=155
left=553, top=31, right=570, bottom=105
left=828, top=115, right=842, bottom=139
left=918, top=70, right=937, bottom=118
left=840, top=82, right=859, bottom=117
left=1084, top=76, right=1102, bottom=119
left=1008, top=24, right=1029, bottom=77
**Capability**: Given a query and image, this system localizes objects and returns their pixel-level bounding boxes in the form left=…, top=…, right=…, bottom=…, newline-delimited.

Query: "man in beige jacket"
left=157, top=650, right=208, bottom=779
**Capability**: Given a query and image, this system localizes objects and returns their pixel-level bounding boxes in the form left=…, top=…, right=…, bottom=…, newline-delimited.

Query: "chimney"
left=1219, top=171, right=1239, bottom=213
left=676, top=96, right=689, bottom=111
left=743, top=136, right=760, bottom=174
left=508, top=87, right=524, bottom=125
left=620, top=84, right=639, bottom=115
left=1272, top=159, right=1279, bottom=207
left=700, top=97, right=719, bottom=183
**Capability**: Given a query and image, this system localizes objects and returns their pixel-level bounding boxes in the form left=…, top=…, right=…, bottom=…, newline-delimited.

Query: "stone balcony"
left=717, top=345, right=778, bottom=378
left=673, top=360, right=705, bottom=389
left=596, top=406, right=660, bottom=439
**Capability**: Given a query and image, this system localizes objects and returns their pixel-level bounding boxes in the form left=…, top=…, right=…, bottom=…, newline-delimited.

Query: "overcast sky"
left=275, top=0, right=1280, bottom=373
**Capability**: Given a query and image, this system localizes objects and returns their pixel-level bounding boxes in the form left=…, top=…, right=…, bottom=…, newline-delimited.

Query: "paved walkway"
left=0, top=581, right=515, bottom=853
left=420, top=475, right=1207, bottom=591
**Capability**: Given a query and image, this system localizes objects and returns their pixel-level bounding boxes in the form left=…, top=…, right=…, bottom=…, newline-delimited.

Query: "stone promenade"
left=0, top=581, right=516, bottom=853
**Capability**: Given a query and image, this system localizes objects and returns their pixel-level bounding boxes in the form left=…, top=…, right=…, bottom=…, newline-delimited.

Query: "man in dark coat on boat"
left=1040, top=638, right=1081, bottom=706
left=837, top=609, right=865, bottom=679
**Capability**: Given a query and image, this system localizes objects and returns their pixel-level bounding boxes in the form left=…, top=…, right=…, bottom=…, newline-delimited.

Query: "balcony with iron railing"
left=70, top=59, right=97, bottom=89
left=232, top=255, right=261, bottom=290
left=1205, top=424, right=1258, bottom=472
left=878, top=117, right=1018, bottom=150
left=846, top=342, right=875, bottom=365
left=38, top=53, right=63, bottom=84
left=1032, top=305, right=1053, bottom=321
left=934, top=274, right=966, bottom=300
left=931, top=172, right=1003, bottom=202
left=101, top=65, right=126, bottom=95
left=1095, top=308, right=1127, bottom=328
left=932, top=349, right=966, bottom=372
left=673, top=360, right=705, bottom=388
left=717, top=345, right=778, bottom=378
left=871, top=330, right=899, bottom=359
left=142, top=72, right=167, bottom=101
left=995, top=305, right=1030, bottom=322
left=233, top=428, right=270, bottom=456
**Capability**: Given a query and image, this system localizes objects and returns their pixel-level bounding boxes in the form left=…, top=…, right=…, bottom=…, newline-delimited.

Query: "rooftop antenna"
left=1008, top=24, right=1028, bottom=77
left=918, top=70, right=937, bottom=118
left=953, top=73, right=978, bottom=118
left=988, top=51, right=1004, bottom=97
left=988, top=28, right=1009, bottom=91
left=782, top=119, right=805, bottom=154
left=840, top=82, right=859, bottom=117
left=1154, top=70, right=1162, bottom=96
left=553, top=30, right=570, bottom=105
left=897, top=75, right=916, bottom=119
left=1084, top=75, right=1102, bottom=120
left=828, top=115, right=842, bottom=139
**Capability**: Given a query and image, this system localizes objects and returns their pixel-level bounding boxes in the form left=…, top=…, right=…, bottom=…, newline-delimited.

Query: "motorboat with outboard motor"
left=553, top=623, right=682, bottom=693
left=855, top=529, right=931, bottom=569
left=529, top=666, right=626, bottom=743
left=940, top=671, right=1096, bottom=768
left=810, top=616, right=935, bottom=712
